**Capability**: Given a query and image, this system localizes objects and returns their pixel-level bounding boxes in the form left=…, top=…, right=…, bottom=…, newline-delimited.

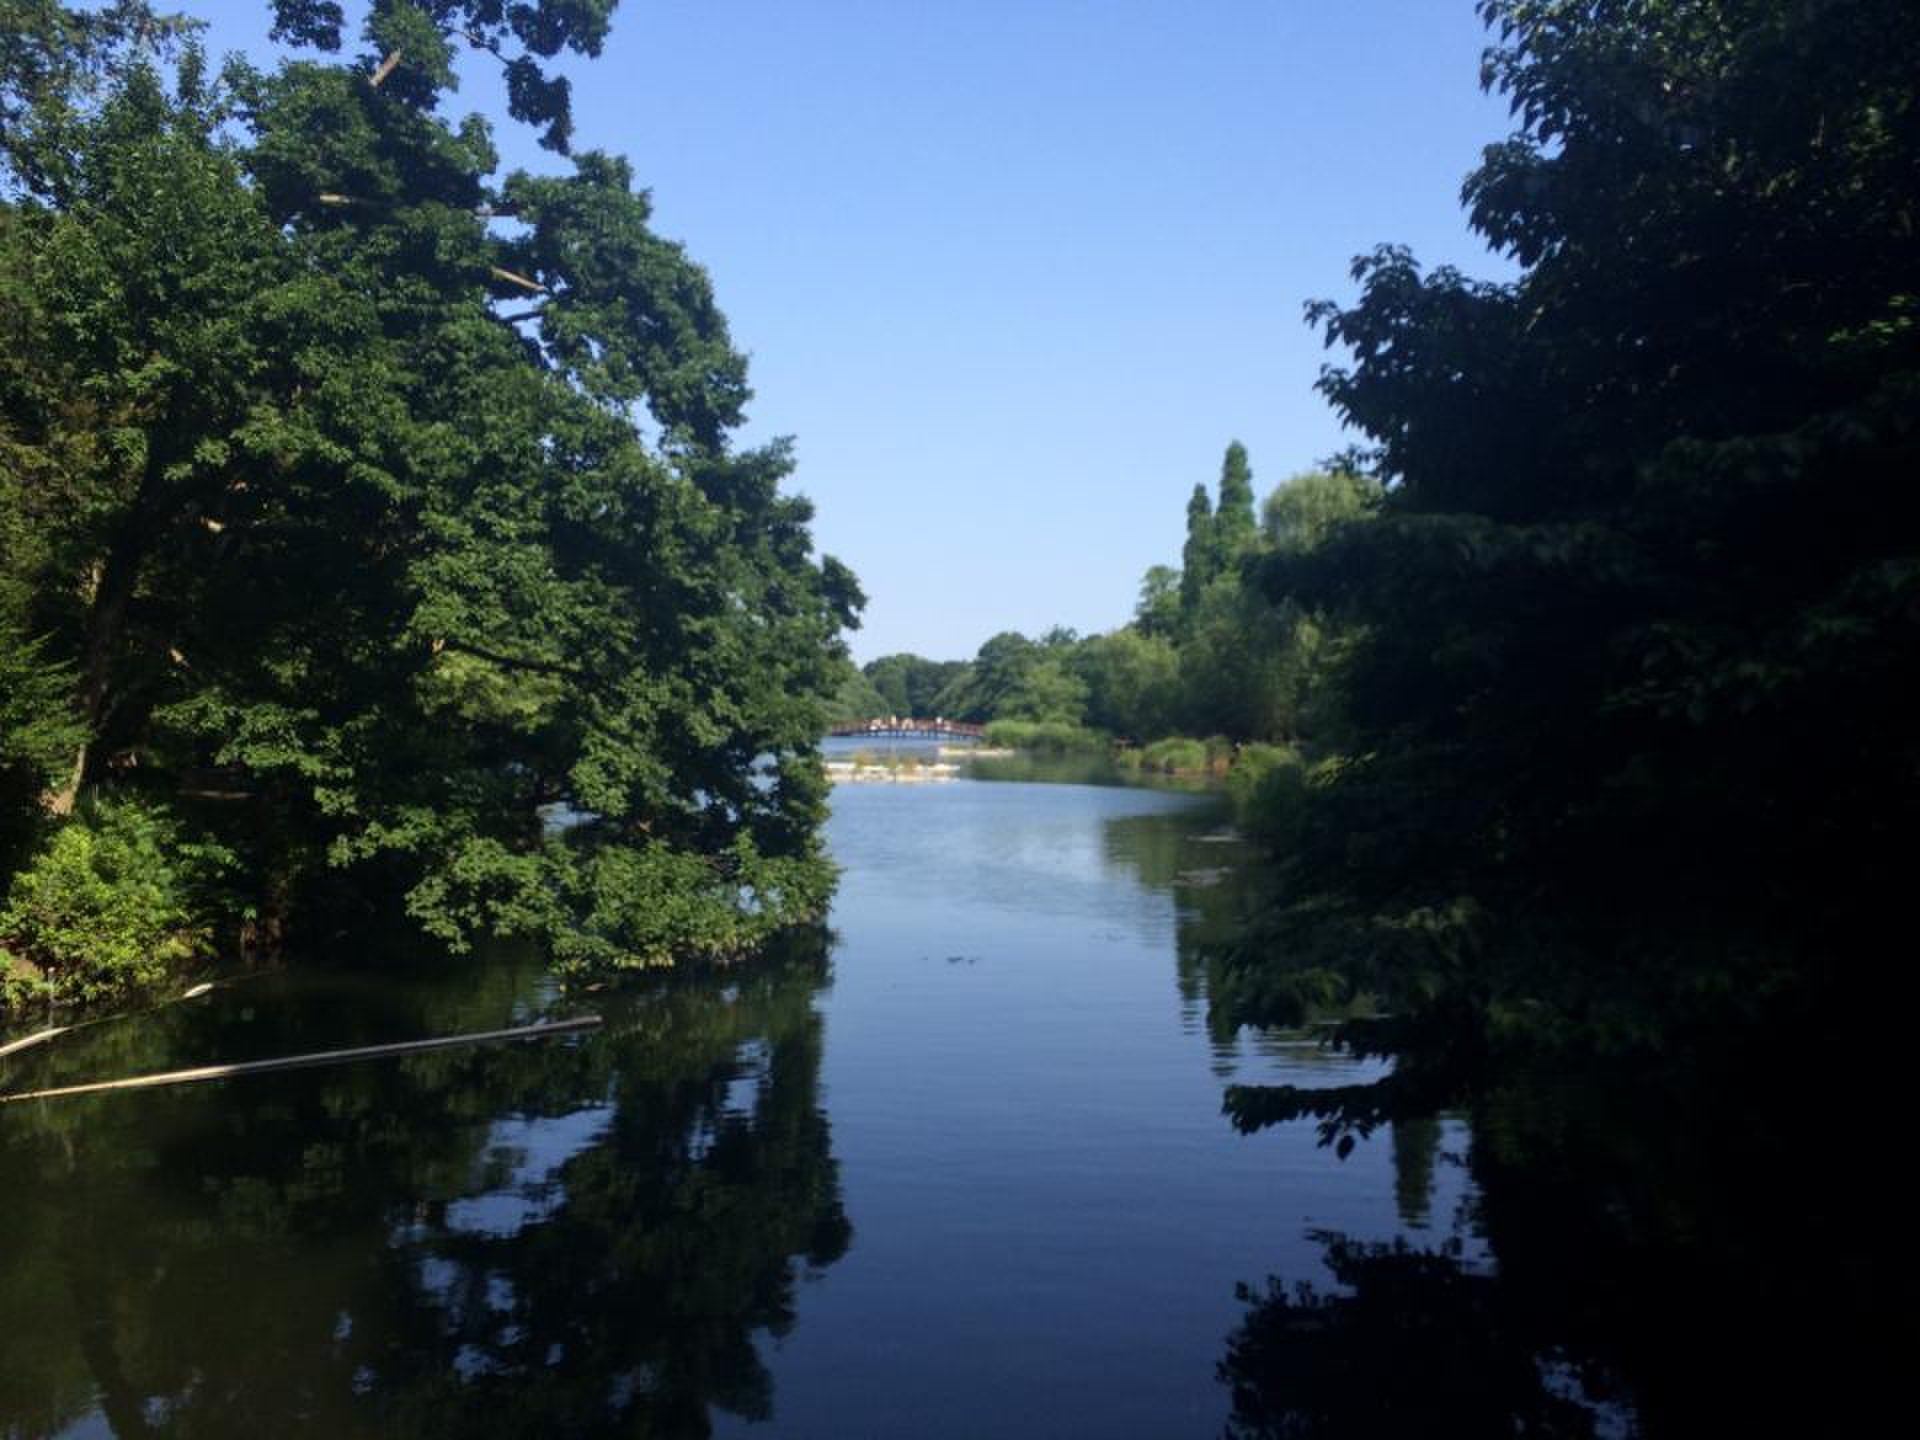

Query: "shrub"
left=1139, top=737, right=1208, bottom=774
left=981, top=719, right=1107, bottom=754
left=1225, top=743, right=1297, bottom=826
left=0, top=956, right=49, bottom=1013
left=1225, top=743, right=1299, bottom=814
left=0, top=798, right=232, bottom=1010
left=1226, top=746, right=1348, bottom=852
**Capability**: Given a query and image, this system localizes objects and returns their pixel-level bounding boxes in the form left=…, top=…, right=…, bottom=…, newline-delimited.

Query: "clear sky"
left=197, top=1, right=1515, bottom=663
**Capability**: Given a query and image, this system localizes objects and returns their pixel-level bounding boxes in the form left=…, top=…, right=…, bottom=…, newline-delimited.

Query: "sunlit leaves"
left=2, top=3, right=855, bottom=989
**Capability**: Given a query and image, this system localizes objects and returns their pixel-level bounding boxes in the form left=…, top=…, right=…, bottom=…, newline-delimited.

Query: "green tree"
left=1261, top=469, right=1379, bottom=554
left=828, top=659, right=891, bottom=726
left=995, top=655, right=1087, bottom=725
left=1073, top=628, right=1180, bottom=740
left=931, top=631, right=1037, bottom=723
left=1133, top=564, right=1182, bottom=639
left=1219, top=0, right=1920, bottom=1151
left=1177, top=576, right=1303, bottom=743
left=1, top=4, right=860, bottom=998
left=1212, top=440, right=1257, bottom=560
left=266, top=0, right=617, bottom=152
left=861, top=653, right=970, bottom=718
left=1178, top=483, right=1214, bottom=619
left=861, top=654, right=915, bottom=716
left=0, top=0, right=192, bottom=185
left=0, top=632, right=83, bottom=871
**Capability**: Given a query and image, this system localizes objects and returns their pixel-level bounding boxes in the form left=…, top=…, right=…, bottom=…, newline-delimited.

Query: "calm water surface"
left=0, top=770, right=1465, bottom=1438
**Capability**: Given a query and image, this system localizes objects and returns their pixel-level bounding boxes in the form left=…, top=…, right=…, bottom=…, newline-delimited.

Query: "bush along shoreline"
left=0, top=798, right=232, bottom=1017
left=975, top=722, right=1317, bottom=847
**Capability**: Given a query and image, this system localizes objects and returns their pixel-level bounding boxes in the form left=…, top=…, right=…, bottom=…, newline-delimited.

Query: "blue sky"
left=198, top=1, right=1515, bottom=662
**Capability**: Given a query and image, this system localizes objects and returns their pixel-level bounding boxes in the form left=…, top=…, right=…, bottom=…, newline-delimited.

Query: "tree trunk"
left=74, top=534, right=139, bottom=789
left=44, top=745, right=85, bottom=816
left=52, top=443, right=168, bottom=809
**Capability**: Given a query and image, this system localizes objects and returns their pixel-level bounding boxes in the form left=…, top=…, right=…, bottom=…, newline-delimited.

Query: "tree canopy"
left=1, top=1, right=861, bottom=1005
left=1214, top=0, right=1920, bottom=1142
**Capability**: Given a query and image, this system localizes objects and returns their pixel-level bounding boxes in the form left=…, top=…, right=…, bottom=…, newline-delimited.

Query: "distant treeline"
left=835, top=444, right=1377, bottom=764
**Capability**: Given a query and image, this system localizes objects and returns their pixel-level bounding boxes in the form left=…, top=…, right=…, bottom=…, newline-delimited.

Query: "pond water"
left=0, top=768, right=1468, bottom=1439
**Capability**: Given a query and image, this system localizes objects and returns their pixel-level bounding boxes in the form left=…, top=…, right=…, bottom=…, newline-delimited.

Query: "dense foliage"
left=847, top=446, right=1376, bottom=783
left=1213, top=0, right=1920, bottom=1133
left=1203, top=4, right=1918, bottom=1423
left=0, top=796, right=230, bottom=1009
left=1, top=1, right=860, bottom=1011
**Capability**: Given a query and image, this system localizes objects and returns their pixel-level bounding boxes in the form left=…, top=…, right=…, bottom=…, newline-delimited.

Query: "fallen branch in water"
left=0, top=980, right=225, bottom=1062
left=0, top=1015, right=602, bottom=1104
left=0, top=1025, right=70, bottom=1061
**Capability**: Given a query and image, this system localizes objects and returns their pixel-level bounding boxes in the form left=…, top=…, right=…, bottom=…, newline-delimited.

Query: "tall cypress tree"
left=1212, top=440, right=1257, bottom=562
left=1178, top=482, right=1214, bottom=619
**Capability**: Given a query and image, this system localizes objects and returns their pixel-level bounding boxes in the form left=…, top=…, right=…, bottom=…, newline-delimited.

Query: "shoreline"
left=825, top=761, right=961, bottom=785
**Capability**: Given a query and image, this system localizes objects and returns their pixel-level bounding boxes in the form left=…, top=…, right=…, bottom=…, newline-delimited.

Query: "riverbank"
left=970, top=727, right=1313, bottom=847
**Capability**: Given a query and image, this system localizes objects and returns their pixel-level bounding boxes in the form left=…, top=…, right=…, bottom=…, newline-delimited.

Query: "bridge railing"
left=825, top=717, right=987, bottom=739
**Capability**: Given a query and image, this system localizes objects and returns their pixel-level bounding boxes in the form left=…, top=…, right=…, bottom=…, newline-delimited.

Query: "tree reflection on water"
left=1104, top=798, right=1893, bottom=1436
left=1211, top=998, right=1898, bottom=1438
left=0, top=932, right=848, bottom=1439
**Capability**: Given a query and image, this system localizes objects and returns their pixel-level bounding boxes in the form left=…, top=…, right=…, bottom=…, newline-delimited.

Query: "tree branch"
left=369, top=49, right=402, bottom=89
left=489, top=265, right=547, bottom=295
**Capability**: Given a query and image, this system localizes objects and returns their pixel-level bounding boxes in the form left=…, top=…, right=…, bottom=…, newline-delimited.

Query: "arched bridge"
left=827, top=717, right=986, bottom=741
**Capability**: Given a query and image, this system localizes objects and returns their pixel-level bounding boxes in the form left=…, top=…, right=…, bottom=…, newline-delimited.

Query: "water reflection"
left=1388, top=1116, right=1442, bottom=1230
left=0, top=932, right=847, bottom=1440
left=1218, top=1231, right=1616, bottom=1440
left=1210, top=988, right=1901, bottom=1437
left=5, top=774, right=1500, bottom=1439
left=1097, top=798, right=1641, bottom=1432
left=1101, top=804, right=1372, bottom=1094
